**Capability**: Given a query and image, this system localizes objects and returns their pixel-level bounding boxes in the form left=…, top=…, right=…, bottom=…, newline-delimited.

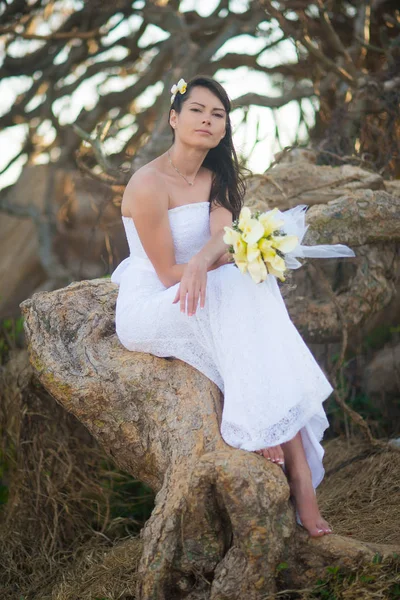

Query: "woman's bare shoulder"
left=122, top=162, right=168, bottom=217
left=126, top=162, right=165, bottom=192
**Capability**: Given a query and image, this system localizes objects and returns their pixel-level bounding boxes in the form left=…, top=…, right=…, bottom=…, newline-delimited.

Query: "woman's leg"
left=281, top=432, right=332, bottom=536
left=254, top=433, right=332, bottom=537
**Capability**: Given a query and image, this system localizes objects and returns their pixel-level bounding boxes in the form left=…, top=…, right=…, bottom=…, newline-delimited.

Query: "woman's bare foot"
left=252, top=433, right=332, bottom=537
left=253, top=444, right=285, bottom=465
left=289, top=473, right=332, bottom=537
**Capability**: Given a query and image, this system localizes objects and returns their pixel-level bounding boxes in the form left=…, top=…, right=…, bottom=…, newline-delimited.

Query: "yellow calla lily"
left=225, top=205, right=295, bottom=284
left=271, top=234, right=298, bottom=253
left=247, top=256, right=268, bottom=284
left=266, top=262, right=286, bottom=282
left=247, top=243, right=260, bottom=263
left=229, top=251, right=246, bottom=271
left=237, top=207, right=264, bottom=245
left=233, top=237, right=247, bottom=259
left=223, top=227, right=241, bottom=247
left=235, top=258, right=248, bottom=274
left=238, top=206, right=252, bottom=230
left=270, top=254, right=286, bottom=271
left=258, top=238, right=276, bottom=262
left=259, top=208, right=285, bottom=238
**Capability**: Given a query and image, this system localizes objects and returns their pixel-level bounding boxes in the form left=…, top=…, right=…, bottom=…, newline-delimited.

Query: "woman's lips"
left=196, top=130, right=212, bottom=135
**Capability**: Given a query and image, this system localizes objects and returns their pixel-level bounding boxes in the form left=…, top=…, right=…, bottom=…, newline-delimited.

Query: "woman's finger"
left=172, top=284, right=180, bottom=304
left=200, top=285, right=206, bottom=309
left=180, top=288, right=187, bottom=313
left=193, top=286, right=202, bottom=315
left=187, top=289, right=196, bottom=315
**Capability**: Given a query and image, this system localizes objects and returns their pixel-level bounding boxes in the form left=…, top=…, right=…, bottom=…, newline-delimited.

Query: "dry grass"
left=0, top=351, right=150, bottom=600
left=1, top=351, right=399, bottom=600
left=272, top=556, right=400, bottom=599
left=45, top=537, right=143, bottom=600
left=319, top=437, right=400, bottom=545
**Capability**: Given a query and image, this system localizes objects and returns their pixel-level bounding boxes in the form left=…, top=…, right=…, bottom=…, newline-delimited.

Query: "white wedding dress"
left=111, top=201, right=355, bottom=489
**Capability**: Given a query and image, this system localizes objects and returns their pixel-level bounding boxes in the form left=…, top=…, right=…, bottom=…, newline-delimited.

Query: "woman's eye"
left=190, top=108, right=223, bottom=118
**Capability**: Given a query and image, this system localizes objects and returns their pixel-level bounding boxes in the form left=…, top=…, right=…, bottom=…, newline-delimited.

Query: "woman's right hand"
left=172, top=252, right=233, bottom=316
left=210, top=251, right=233, bottom=269
left=172, top=256, right=209, bottom=316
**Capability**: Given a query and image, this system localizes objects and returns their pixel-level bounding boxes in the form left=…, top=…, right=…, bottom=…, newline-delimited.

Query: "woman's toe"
left=312, top=528, right=326, bottom=537
left=302, top=522, right=326, bottom=537
left=318, top=519, right=332, bottom=533
left=272, top=448, right=280, bottom=463
left=273, top=446, right=285, bottom=464
left=262, top=448, right=272, bottom=461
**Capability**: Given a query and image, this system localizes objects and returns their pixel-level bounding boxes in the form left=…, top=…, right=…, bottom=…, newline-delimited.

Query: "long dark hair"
left=169, top=75, right=246, bottom=221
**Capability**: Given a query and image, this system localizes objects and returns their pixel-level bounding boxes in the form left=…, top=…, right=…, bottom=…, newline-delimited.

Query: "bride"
left=112, top=74, right=354, bottom=537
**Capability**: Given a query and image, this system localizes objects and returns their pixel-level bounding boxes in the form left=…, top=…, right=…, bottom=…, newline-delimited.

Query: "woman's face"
left=170, top=86, right=227, bottom=149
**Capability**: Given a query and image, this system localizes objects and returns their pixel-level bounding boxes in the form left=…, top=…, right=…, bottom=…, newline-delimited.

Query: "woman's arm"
left=168, top=229, right=230, bottom=287
left=123, top=172, right=234, bottom=288
left=168, top=205, right=234, bottom=286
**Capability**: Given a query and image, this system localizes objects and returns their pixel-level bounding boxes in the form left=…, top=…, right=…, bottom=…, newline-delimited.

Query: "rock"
left=0, top=164, right=127, bottom=318
left=20, top=270, right=400, bottom=598
left=245, top=163, right=384, bottom=212
left=364, top=342, right=400, bottom=396
left=384, top=180, right=400, bottom=199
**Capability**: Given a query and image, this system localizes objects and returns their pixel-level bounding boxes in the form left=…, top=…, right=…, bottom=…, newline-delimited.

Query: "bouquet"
left=223, top=207, right=299, bottom=283
left=223, top=204, right=356, bottom=284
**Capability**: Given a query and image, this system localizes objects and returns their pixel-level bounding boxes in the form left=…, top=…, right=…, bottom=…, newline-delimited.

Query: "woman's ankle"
left=286, top=465, right=313, bottom=489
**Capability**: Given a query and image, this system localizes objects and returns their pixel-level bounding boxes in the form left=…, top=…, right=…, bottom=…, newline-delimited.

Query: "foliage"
left=0, top=0, right=399, bottom=193
left=274, top=554, right=400, bottom=599
left=0, top=316, right=24, bottom=365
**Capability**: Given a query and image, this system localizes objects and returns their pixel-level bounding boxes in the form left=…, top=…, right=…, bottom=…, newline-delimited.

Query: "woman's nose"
left=202, top=116, right=211, bottom=124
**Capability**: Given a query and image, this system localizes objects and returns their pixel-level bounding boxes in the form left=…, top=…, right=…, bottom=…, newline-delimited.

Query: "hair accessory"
left=170, top=78, right=187, bottom=104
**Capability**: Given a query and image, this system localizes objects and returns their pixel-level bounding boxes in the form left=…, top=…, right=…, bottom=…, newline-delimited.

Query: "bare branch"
left=299, top=34, right=355, bottom=86
left=259, top=0, right=356, bottom=86
left=0, top=26, right=102, bottom=40
left=232, top=86, right=316, bottom=110
left=315, top=0, right=358, bottom=77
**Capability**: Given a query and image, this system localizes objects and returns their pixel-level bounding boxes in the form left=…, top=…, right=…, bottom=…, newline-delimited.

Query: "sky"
left=0, top=0, right=316, bottom=190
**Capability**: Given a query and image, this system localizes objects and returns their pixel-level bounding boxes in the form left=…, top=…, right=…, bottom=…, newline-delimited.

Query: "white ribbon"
left=276, top=204, right=356, bottom=269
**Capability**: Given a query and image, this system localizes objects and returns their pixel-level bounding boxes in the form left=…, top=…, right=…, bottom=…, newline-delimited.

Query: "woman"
left=111, top=75, right=353, bottom=537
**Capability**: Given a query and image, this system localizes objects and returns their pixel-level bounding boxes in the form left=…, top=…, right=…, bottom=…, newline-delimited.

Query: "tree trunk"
left=20, top=189, right=400, bottom=598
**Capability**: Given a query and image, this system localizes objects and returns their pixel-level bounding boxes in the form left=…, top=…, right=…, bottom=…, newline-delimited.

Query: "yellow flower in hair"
left=170, top=78, right=187, bottom=104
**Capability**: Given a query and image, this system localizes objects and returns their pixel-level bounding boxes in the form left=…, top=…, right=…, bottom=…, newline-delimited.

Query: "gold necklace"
left=167, top=149, right=195, bottom=186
